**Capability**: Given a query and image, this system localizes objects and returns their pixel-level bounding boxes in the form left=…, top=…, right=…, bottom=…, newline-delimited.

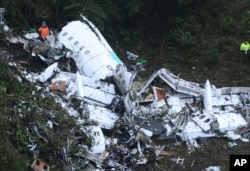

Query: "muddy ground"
left=2, top=35, right=250, bottom=171
left=134, top=138, right=250, bottom=171
left=115, top=43, right=250, bottom=171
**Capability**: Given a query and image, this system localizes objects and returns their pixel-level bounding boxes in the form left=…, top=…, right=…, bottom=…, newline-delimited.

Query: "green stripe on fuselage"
left=110, top=51, right=123, bottom=64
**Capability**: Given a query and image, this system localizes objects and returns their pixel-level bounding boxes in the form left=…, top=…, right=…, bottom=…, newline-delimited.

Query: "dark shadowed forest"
left=1, top=0, right=250, bottom=170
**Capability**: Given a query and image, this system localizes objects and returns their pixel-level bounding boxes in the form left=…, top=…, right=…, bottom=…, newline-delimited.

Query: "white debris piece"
left=36, top=62, right=59, bottom=82
left=81, top=125, right=105, bottom=154
left=203, top=80, right=213, bottom=114
left=76, top=71, right=84, bottom=98
left=78, top=104, right=119, bottom=129
left=4, top=13, right=250, bottom=171
left=23, top=32, right=39, bottom=39
left=216, top=113, right=248, bottom=132
left=205, top=166, right=220, bottom=171
left=51, top=71, right=117, bottom=105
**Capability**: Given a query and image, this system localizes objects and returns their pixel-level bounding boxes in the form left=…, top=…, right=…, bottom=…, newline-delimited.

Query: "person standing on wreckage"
left=38, top=21, right=50, bottom=42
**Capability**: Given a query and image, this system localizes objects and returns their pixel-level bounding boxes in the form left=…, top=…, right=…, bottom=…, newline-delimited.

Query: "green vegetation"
left=1, top=0, right=250, bottom=170
left=0, top=57, right=76, bottom=170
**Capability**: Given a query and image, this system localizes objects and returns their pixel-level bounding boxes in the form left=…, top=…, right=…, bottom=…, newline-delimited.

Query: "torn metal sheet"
left=138, top=68, right=203, bottom=96
left=112, top=64, right=134, bottom=95
left=35, top=62, right=59, bottom=82
left=192, top=114, right=212, bottom=132
left=80, top=125, right=105, bottom=154
left=78, top=104, right=120, bottom=129
left=137, top=67, right=250, bottom=147
left=75, top=149, right=105, bottom=168
left=56, top=71, right=116, bottom=106
left=4, top=13, right=250, bottom=171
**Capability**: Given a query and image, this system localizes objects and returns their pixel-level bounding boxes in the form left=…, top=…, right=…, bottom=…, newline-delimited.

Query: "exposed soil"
left=115, top=43, right=250, bottom=171
left=132, top=138, right=250, bottom=171
left=2, top=30, right=250, bottom=171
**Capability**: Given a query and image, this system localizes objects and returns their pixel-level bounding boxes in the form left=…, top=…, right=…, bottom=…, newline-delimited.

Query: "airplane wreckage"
left=1, top=9, right=250, bottom=170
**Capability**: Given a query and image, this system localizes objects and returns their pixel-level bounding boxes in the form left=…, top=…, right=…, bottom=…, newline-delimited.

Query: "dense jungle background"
left=1, top=0, right=250, bottom=170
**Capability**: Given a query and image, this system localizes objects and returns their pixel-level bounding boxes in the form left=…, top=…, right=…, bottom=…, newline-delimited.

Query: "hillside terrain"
left=1, top=32, right=250, bottom=171
left=116, top=42, right=250, bottom=171
left=1, top=1, right=250, bottom=170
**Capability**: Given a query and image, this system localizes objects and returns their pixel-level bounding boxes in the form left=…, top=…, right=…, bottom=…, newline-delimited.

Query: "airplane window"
left=79, top=46, right=85, bottom=50
left=84, top=50, right=90, bottom=55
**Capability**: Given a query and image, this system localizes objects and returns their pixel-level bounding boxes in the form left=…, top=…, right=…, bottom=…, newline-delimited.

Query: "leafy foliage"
left=3, top=0, right=106, bottom=30
left=0, top=56, right=75, bottom=169
left=64, top=0, right=106, bottom=25
left=1, top=1, right=250, bottom=170
left=204, top=48, right=220, bottom=67
left=167, top=16, right=201, bottom=51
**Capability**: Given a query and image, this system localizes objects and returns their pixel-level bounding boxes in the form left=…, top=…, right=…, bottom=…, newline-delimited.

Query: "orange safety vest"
left=38, top=26, right=50, bottom=38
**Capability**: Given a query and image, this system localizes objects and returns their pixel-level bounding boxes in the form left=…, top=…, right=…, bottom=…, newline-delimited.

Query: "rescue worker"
left=240, top=40, right=250, bottom=63
left=38, top=21, right=50, bottom=41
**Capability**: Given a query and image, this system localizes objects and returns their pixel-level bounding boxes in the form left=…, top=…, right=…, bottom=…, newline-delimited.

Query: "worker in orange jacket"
left=38, top=21, right=50, bottom=41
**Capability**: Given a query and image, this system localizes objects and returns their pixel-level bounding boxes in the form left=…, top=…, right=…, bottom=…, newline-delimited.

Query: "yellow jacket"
left=240, top=42, right=250, bottom=54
